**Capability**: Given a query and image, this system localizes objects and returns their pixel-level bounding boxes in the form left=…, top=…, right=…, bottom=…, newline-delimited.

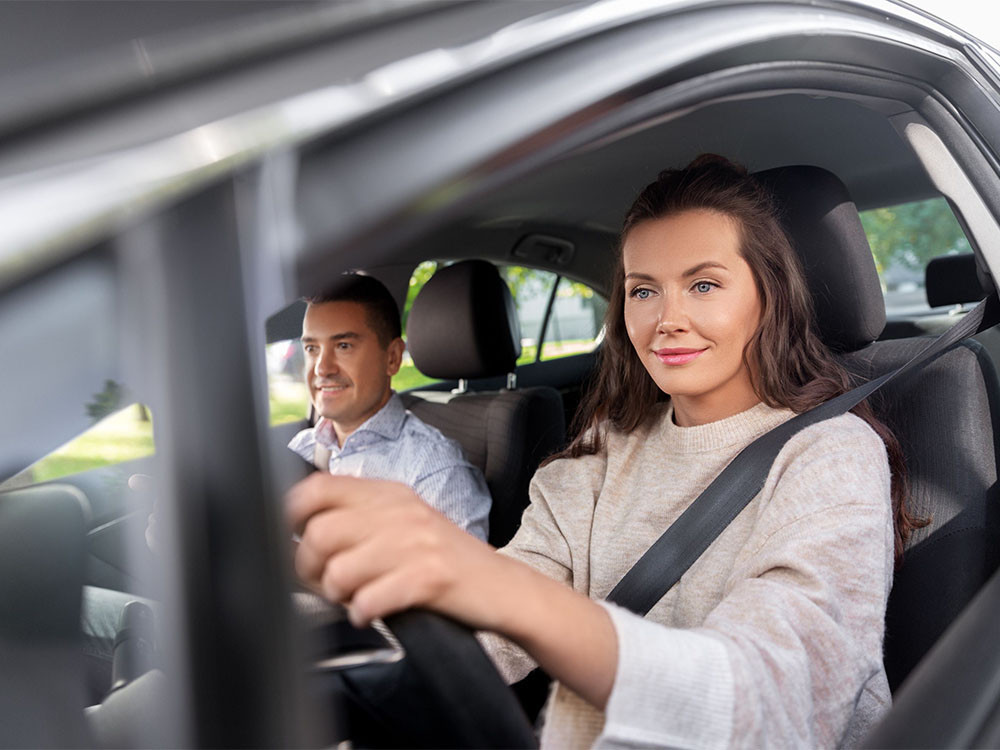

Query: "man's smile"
left=315, top=382, right=350, bottom=398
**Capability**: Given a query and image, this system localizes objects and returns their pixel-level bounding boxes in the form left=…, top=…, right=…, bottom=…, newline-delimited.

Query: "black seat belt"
left=606, top=293, right=1000, bottom=617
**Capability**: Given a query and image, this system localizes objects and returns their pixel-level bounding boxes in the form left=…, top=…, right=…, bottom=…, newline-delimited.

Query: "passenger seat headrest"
left=754, top=165, right=886, bottom=352
left=407, top=260, right=521, bottom=380
left=925, top=253, right=987, bottom=307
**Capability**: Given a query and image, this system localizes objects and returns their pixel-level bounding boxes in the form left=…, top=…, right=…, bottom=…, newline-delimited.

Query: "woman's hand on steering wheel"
left=287, top=473, right=509, bottom=631
left=287, top=473, right=619, bottom=710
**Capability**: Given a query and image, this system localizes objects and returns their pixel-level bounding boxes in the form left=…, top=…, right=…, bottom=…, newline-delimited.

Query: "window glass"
left=0, top=401, right=154, bottom=489
left=859, top=197, right=971, bottom=316
left=268, top=261, right=608, bottom=411
left=498, top=266, right=558, bottom=365
left=540, top=277, right=608, bottom=361
left=266, top=340, right=309, bottom=425
left=392, top=261, right=606, bottom=371
left=395, top=261, right=439, bottom=391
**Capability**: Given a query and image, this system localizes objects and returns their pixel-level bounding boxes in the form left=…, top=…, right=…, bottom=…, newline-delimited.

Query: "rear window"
left=409, top=261, right=606, bottom=369
left=860, top=197, right=971, bottom=316
left=539, top=276, right=608, bottom=362
left=264, top=260, right=608, bottom=423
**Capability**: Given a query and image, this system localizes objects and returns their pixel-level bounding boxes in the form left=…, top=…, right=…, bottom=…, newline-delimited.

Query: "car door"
left=4, top=1, right=1000, bottom=746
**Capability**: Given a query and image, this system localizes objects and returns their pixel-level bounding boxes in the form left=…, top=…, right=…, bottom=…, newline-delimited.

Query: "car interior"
left=2, top=1, right=1000, bottom=747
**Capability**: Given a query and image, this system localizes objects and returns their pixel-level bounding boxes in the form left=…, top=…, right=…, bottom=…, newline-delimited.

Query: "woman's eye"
left=693, top=281, right=716, bottom=294
left=631, top=287, right=652, bottom=300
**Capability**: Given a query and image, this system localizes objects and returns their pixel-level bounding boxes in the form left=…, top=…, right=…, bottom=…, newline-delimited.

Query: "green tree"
left=85, top=380, right=123, bottom=422
left=401, top=260, right=438, bottom=335
left=499, top=265, right=555, bottom=307
left=860, top=198, right=970, bottom=272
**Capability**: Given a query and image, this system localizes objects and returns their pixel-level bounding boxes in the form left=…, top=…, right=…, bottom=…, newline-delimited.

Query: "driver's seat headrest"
left=754, top=165, right=886, bottom=352
left=407, top=260, right=522, bottom=380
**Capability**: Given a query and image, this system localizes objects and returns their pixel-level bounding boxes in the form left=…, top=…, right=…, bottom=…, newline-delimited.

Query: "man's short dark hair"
left=305, top=273, right=402, bottom=348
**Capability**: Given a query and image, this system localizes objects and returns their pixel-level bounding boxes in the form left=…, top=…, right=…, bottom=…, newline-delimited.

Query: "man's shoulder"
left=396, top=409, right=469, bottom=464
left=286, top=424, right=316, bottom=456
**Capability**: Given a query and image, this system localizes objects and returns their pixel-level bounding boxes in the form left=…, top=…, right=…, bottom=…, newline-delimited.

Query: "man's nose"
left=314, top=349, right=338, bottom=377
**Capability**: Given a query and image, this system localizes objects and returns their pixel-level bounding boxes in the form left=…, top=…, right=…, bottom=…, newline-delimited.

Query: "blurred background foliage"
left=861, top=197, right=970, bottom=272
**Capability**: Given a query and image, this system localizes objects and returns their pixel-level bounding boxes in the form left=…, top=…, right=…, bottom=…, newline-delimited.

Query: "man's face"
left=301, top=301, right=403, bottom=444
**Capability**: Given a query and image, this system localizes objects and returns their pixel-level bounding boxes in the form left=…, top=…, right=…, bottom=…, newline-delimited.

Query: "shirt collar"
left=314, top=391, right=406, bottom=449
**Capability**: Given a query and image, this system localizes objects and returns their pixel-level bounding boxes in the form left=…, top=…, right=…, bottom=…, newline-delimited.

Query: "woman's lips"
left=654, top=348, right=706, bottom=365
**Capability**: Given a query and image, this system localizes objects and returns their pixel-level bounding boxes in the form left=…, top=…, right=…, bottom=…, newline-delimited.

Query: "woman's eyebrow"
left=681, top=261, right=728, bottom=278
left=624, top=272, right=656, bottom=282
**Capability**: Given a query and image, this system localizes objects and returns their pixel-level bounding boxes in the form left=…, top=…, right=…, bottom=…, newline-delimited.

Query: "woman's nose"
left=656, top=292, right=689, bottom=333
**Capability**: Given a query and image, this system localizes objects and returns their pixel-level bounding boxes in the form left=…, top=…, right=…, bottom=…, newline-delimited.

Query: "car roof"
left=1, top=0, right=996, bottom=297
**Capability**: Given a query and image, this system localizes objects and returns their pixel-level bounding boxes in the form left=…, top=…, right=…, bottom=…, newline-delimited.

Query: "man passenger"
left=82, top=273, right=490, bottom=697
left=286, top=272, right=490, bottom=540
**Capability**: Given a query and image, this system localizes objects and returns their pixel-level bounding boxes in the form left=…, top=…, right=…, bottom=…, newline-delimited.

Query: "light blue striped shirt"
left=287, top=393, right=490, bottom=541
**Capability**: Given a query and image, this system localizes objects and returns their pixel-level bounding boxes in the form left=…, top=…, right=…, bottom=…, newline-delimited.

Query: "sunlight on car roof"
left=907, top=0, right=1000, bottom=50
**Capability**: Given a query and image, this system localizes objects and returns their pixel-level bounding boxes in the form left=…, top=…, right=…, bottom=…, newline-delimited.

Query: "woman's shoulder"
left=752, top=411, right=893, bottom=537
left=793, top=410, right=885, bottom=451
left=533, top=404, right=670, bottom=481
left=774, top=411, right=890, bottom=488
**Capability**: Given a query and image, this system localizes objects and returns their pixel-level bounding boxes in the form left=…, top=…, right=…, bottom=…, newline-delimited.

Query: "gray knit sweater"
left=485, top=401, right=894, bottom=749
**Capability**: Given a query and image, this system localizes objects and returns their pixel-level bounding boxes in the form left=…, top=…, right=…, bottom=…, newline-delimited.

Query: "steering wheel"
left=309, top=609, right=538, bottom=749
left=273, top=446, right=536, bottom=747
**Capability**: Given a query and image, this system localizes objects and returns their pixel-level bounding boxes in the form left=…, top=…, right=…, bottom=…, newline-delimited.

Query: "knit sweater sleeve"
left=596, top=414, right=894, bottom=750
left=479, top=446, right=609, bottom=683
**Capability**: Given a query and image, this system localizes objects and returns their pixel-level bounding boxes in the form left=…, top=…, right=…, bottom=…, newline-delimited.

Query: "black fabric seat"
left=0, top=484, right=92, bottom=747
left=757, top=166, right=1000, bottom=691
left=402, top=260, right=566, bottom=548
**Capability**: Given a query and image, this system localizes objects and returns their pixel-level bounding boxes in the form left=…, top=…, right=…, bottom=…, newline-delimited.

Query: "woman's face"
left=623, top=208, right=763, bottom=426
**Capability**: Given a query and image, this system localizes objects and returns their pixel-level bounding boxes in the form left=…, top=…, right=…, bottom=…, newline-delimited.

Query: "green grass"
left=516, top=344, right=538, bottom=365
left=540, top=338, right=596, bottom=360
left=13, top=407, right=155, bottom=486
left=518, top=339, right=594, bottom=365
left=392, top=363, right=437, bottom=391
left=269, top=382, right=310, bottom=425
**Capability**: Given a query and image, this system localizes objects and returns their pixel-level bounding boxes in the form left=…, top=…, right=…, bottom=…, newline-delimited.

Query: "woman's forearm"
left=288, top=474, right=619, bottom=708
left=487, top=555, right=619, bottom=709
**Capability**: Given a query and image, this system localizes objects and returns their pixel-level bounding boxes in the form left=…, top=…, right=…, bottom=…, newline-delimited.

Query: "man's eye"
left=337, top=342, right=352, bottom=350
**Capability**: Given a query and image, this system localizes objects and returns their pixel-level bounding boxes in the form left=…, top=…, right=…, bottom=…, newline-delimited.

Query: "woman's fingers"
left=321, top=536, right=447, bottom=626
left=287, top=473, right=371, bottom=535
left=346, top=565, right=435, bottom=627
left=288, top=473, right=420, bottom=534
left=295, top=505, right=396, bottom=586
left=289, top=474, right=451, bottom=594
left=286, top=472, right=510, bottom=631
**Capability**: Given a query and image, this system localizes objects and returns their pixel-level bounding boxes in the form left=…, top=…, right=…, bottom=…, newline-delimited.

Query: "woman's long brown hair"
left=551, top=154, right=924, bottom=566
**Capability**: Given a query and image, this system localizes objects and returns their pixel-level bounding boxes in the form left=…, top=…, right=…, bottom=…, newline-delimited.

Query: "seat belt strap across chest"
left=314, top=443, right=332, bottom=473
left=606, top=293, right=1000, bottom=617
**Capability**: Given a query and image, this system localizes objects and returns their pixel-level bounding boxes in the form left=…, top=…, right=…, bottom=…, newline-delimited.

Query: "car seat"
left=0, top=484, right=92, bottom=747
left=401, top=259, right=566, bottom=548
left=756, top=166, right=1000, bottom=691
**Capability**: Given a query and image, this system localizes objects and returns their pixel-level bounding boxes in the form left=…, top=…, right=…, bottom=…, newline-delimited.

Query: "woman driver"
left=289, top=155, right=920, bottom=748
